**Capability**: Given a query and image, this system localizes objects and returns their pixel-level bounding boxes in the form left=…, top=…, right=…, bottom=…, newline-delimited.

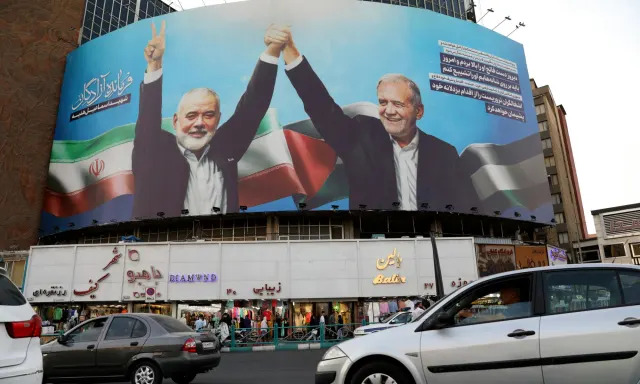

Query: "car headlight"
left=322, top=346, right=347, bottom=361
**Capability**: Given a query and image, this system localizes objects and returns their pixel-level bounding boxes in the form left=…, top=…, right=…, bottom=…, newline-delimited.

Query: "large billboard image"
left=41, top=0, right=552, bottom=234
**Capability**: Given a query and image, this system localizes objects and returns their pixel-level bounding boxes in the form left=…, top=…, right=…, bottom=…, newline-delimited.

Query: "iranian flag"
left=43, top=103, right=377, bottom=218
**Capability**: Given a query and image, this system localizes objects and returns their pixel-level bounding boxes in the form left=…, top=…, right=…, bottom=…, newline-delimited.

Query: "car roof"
left=478, top=263, right=640, bottom=282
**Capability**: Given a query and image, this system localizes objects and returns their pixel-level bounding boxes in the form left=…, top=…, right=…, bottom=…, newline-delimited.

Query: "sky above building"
left=163, top=0, right=640, bottom=234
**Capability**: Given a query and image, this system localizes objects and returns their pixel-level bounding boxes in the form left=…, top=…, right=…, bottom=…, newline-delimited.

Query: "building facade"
left=531, top=79, right=588, bottom=262
left=360, top=0, right=475, bottom=21
left=589, top=203, right=640, bottom=265
left=80, top=0, right=176, bottom=44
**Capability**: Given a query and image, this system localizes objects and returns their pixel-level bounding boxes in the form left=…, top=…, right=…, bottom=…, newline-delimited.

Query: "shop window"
left=558, top=232, right=569, bottom=244
left=543, top=270, right=621, bottom=314
left=603, top=243, right=626, bottom=258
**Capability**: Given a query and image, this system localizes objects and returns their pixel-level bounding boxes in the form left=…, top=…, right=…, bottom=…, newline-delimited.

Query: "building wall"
left=531, top=80, right=587, bottom=261
left=0, top=1, right=85, bottom=251
left=593, top=206, right=640, bottom=265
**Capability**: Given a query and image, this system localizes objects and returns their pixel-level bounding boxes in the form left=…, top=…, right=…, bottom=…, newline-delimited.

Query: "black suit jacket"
left=132, top=59, right=277, bottom=218
left=286, top=57, right=473, bottom=211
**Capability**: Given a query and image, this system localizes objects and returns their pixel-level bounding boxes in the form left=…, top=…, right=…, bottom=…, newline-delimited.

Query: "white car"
left=0, top=268, right=43, bottom=384
left=354, top=311, right=413, bottom=337
left=316, top=263, right=640, bottom=384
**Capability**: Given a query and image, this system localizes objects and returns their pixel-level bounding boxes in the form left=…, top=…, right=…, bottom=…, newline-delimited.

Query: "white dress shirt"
left=178, top=142, right=227, bottom=216
left=391, top=132, right=419, bottom=211
left=142, top=53, right=280, bottom=215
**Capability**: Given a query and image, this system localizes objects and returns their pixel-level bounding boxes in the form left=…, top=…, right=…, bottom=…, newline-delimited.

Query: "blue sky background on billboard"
left=44, top=0, right=550, bottom=233
left=171, top=0, right=640, bottom=234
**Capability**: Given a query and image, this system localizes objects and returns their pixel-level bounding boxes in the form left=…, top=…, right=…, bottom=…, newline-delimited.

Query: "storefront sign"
left=226, top=288, right=237, bottom=295
left=547, top=245, right=568, bottom=266
left=515, top=245, right=548, bottom=269
left=253, top=282, right=282, bottom=296
left=424, top=278, right=472, bottom=290
left=32, top=286, right=68, bottom=297
left=72, top=246, right=123, bottom=300
left=127, top=266, right=162, bottom=283
left=373, top=274, right=406, bottom=284
left=376, top=248, right=403, bottom=270
left=373, top=248, right=406, bottom=285
left=477, top=244, right=516, bottom=277
left=169, top=273, right=217, bottom=283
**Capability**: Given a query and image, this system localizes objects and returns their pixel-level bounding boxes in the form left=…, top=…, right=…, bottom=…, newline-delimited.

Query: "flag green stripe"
left=50, top=110, right=280, bottom=163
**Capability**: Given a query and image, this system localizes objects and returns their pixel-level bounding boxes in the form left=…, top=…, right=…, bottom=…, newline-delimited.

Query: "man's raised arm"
left=212, top=25, right=285, bottom=161
left=283, top=31, right=360, bottom=157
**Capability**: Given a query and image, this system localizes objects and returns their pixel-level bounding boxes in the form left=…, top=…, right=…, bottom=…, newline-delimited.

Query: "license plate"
left=202, top=342, right=214, bottom=349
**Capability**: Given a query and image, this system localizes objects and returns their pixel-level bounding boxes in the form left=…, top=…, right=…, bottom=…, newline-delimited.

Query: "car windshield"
left=412, top=291, right=456, bottom=323
left=152, top=315, right=194, bottom=333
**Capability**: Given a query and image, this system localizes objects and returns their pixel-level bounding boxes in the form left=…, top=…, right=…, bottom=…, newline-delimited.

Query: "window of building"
left=554, top=213, right=565, bottom=224
left=544, top=156, right=556, bottom=167
left=541, top=138, right=552, bottom=150
left=278, top=217, right=344, bottom=240
left=550, top=174, right=559, bottom=186
left=535, top=104, right=546, bottom=115
left=543, top=270, right=621, bottom=314
left=552, top=194, right=562, bottom=205
left=603, top=243, right=626, bottom=258
left=631, top=243, right=640, bottom=257
left=538, top=121, right=549, bottom=132
left=200, top=218, right=268, bottom=242
left=557, top=232, right=569, bottom=244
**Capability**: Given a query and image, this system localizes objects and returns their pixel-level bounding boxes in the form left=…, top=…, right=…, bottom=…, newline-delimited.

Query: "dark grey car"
left=41, top=313, right=220, bottom=384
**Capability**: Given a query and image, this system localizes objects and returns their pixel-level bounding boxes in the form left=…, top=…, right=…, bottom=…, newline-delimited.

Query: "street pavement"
left=109, top=350, right=325, bottom=384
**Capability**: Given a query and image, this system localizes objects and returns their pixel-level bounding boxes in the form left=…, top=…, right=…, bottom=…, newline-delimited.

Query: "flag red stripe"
left=238, top=164, right=306, bottom=207
left=283, top=130, right=337, bottom=199
left=43, top=172, right=134, bottom=217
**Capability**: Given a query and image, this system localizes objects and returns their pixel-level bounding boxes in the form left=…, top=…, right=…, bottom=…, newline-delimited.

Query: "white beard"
left=176, top=130, right=214, bottom=152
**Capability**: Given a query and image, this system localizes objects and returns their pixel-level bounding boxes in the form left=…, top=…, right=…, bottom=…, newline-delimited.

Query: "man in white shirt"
left=411, top=301, right=426, bottom=321
left=132, top=22, right=288, bottom=218
left=278, top=28, right=473, bottom=212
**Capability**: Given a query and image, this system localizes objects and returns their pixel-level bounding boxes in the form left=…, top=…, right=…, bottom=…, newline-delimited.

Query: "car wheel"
left=172, top=373, right=197, bottom=384
left=131, top=361, right=163, bottom=384
left=351, top=361, right=414, bottom=384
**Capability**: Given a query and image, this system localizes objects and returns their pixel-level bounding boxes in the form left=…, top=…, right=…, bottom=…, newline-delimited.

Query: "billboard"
left=41, top=0, right=552, bottom=234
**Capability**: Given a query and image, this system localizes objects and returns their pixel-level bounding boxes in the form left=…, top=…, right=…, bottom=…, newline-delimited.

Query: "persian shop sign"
left=169, top=273, right=218, bottom=283
left=373, top=248, right=407, bottom=285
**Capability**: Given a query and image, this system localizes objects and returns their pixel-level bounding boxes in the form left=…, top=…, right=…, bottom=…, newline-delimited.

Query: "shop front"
left=24, top=238, right=478, bottom=333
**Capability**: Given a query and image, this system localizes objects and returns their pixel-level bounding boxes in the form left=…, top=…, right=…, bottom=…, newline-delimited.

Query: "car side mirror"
left=58, top=334, right=68, bottom=344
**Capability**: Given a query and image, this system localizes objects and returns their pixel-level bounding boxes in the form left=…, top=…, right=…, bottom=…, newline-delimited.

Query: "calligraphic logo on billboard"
left=373, top=248, right=406, bottom=285
left=89, top=158, right=105, bottom=177
left=72, top=70, right=133, bottom=111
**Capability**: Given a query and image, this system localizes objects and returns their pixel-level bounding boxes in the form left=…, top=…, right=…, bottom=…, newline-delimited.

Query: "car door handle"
left=87, top=345, right=95, bottom=350
left=130, top=342, right=139, bottom=346
left=618, top=318, right=640, bottom=326
left=507, top=329, right=536, bottom=338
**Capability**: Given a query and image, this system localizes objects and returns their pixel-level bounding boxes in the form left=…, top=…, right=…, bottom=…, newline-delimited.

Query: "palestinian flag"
left=43, top=103, right=378, bottom=220
left=459, top=133, right=552, bottom=219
